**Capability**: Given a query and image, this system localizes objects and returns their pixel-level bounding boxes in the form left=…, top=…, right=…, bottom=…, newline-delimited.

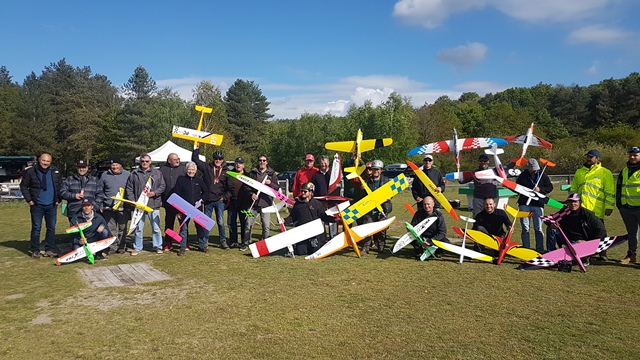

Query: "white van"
left=384, top=163, right=407, bottom=172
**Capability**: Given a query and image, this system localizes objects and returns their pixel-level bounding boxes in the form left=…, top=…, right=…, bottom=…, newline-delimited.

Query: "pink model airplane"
left=166, top=194, right=215, bottom=242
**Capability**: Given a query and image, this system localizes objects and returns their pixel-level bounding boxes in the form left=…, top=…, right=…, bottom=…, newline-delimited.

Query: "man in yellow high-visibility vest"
left=570, top=149, right=615, bottom=261
left=616, top=146, right=640, bottom=264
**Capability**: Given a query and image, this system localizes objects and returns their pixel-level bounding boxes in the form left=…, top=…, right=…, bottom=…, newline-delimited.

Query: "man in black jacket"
left=242, top=155, right=279, bottom=251
left=160, top=153, right=186, bottom=251
left=20, top=152, right=62, bottom=258
left=460, top=154, right=499, bottom=217
left=291, top=182, right=334, bottom=256
left=516, top=158, right=553, bottom=253
left=192, top=147, right=229, bottom=249
left=410, top=196, right=448, bottom=259
left=412, top=155, right=445, bottom=208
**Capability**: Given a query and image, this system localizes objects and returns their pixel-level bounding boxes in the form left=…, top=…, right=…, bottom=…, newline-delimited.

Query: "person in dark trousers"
left=96, top=156, right=131, bottom=254
left=242, top=155, right=279, bottom=251
left=311, top=155, right=331, bottom=197
left=171, top=161, right=208, bottom=255
left=412, top=155, right=445, bottom=208
left=290, top=182, right=335, bottom=256
left=409, top=196, right=448, bottom=259
left=360, top=160, right=392, bottom=254
left=20, top=152, right=63, bottom=258
left=70, top=198, right=112, bottom=260
left=160, top=152, right=186, bottom=251
left=225, top=157, right=250, bottom=248
left=515, top=158, right=553, bottom=253
left=616, top=146, right=640, bottom=264
left=192, top=147, right=229, bottom=249
left=460, top=154, right=499, bottom=217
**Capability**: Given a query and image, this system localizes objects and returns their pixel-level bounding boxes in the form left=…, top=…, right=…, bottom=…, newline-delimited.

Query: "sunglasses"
left=423, top=159, right=433, bottom=162
left=300, top=190, right=309, bottom=193
left=140, top=160, right=151, bottom=163
left=258, top=159, right=267, bottom=162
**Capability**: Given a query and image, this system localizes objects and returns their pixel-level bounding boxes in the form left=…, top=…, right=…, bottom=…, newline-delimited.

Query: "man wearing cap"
left=192, top=147, right=229, bottom=250
left=160, top=153, right=186, bottom=251
left=616, top=146, right=640, bottom=264
left=515, top=158, right=553, bottom=253
left=360, top=160, right=392, bottom=254
left=242, top=155, right=279, bottom=251
left=292, top=154, right=318, bottom=198
left=96, top=156, right=131, bottom=254
left=570, top=149, right=615, bottom=260
left=460, top=154, right=498, bottom=217
left=125, top=153, right=166, bottom=255
left=290, top=182, right=335, bottom=256
left=70, top=198, right=112, bottom=260
left=544, top=193, right=606, bottom=265
left=20, top=152, right=63, bottom=258
left=224, top=157, right=250, bottom=248
left=412, top=155, right=445, bottom=209
left=61, top=160, right=102, bottom=222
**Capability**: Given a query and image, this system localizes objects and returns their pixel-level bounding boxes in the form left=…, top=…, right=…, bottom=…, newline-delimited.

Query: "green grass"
left=1, top=186, right=638, bottom=360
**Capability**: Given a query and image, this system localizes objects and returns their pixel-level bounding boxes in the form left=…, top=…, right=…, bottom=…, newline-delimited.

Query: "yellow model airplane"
left=172, top=105, right=224, bottom=147
left=111, top=187, right=124, bottom=210
left=110, top=193, right=153, bottom=213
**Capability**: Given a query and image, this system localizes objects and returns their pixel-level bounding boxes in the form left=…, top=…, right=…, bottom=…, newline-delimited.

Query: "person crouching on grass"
left=71, top=198, right=111, bottom=261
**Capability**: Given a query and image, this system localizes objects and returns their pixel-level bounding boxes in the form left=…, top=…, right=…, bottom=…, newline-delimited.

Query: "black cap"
left=235, top=157, right=245, bottom=164
left=76, top=160, right=88, bottom=167
left=478, top=154, right=489, bottom=161
left=109, top=155, right=122, bottom=165
left=81, top=198, right=94, bottom=206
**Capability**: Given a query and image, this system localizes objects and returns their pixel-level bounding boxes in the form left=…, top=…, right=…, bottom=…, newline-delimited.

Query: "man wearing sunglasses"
left=616, top=146, right=640, bottom=264
left=242, top=155, right=279, bottom=251
left=125, top=154, right=166, bottom=255
left=290, top=182, right=335, bottom=255
left=412, top=155, right=445, bottom=209
left=570, top=149, right=614, bottom=261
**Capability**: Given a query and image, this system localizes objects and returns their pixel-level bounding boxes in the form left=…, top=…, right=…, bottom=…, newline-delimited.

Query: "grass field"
left=1, top=185, right=638, bottom=359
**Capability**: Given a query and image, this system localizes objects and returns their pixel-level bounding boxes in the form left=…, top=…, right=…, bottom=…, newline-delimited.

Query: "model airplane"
left=408, top=128, right=508, bottom=179
left=452, top=205, right=540, bottom=264
left=227, top=171, right=294, bottom=206
left=165, top=194, right=215, bottom=242
left=456, top=215, right=475, bottom=264
left=172, top=125, right=223, bottom=147
left=111, top=188, right=124, bottom=210
left=340, top=173, right=409, bottom=226
left=523, top=221, right=618, bottom=272
left=242, top=175, right=269, bottom=217
left=127, top=177, right=154, bottom=235
left=55, top=237, right=117, bottom=266
left=328, top=152, right=342, bottom=194
left=325, top=129, right=392, bottom=166
left=431, top=239, right=494, bottom=263
left=406, top=160, right=459, bottom=222
left=66, top=221, right=95, bottom=264
left=391, top=216, right=437, bottom=255
left=249, top=218, right=325, bottom=258
left=504, top=123, right=553, bottom=166
left=525, top=158, right=556, bottom=206
left=110, top=193, right=153, bottom=213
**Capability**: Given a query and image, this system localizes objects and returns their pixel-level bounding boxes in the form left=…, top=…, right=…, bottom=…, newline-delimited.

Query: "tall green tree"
left=224, top=79, right=273, bottom=153
left=122, top=65, right=157, bottom=100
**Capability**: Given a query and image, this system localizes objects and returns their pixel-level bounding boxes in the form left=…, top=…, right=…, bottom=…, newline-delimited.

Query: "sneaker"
left=360, top=247, right=369, bottom=255
left=598, top=254, right=609, bottom=261
left=116, top=248, right=126, bottom=254
left=620, top=253, right=637, bottom=264
left=178, top=249, right=185, bottom=256
left=229, top=243, right=239, bottom=248
left=156, top=249, right=163, bottom=254
left=582, top=258, right=590, bottom=266
left=239, top=245, right=247, bottom=251
left=163, top=246, right=172, bottom=252
left=221, top=241, right=230, bottom=250
left=32, top=251, right=41, bottom=259
left=44, top=250, right=58, bottom=258
left=95, top=253, right=107, bottom=261
left=131, top=250, right=139, bottom=256
left=283, top=252, right=294, bottom=258
left=185, top=244, right=191, bottom=251
left=201, top=247, right=209, bottom=253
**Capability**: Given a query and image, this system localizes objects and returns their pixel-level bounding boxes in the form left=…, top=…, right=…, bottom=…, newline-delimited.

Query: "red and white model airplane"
left=504, top=123, right=553, bottom=167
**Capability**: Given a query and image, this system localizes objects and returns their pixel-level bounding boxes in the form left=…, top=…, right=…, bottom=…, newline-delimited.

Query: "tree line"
left=1, top=59, right=638, bottom=175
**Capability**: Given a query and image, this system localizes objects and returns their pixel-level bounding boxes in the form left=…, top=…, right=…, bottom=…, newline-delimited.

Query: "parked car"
left=277, top=171, right=296, bottom=192
left=384, top=163, right=407, bottom=172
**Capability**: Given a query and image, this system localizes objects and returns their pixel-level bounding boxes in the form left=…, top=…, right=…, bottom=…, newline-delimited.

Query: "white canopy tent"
left=135, top=140, right=206, bottom=163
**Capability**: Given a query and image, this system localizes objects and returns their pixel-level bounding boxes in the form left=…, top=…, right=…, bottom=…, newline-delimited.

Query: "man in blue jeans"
left=192, top=147, right=229, bottom=250
left=515, top=158, right=553, bottom=253
left=20, top=152, right=63, bottom=258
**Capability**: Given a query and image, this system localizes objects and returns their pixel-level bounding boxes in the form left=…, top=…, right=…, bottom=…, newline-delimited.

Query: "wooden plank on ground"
left=77, top=262, right=171, bottom=288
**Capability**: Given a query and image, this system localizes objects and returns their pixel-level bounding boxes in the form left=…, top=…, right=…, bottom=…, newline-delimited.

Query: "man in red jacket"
left=292, top=154, right=318, bottom=198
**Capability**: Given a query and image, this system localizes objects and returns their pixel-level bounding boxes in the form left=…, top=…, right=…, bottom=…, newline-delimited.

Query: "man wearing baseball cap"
left=412, top=154, right=445, bottom=209
left=292, top=154, right=318, bottom=198
left=616, top=146, right=640, bottom=264
left=95, top=155, right=131, bottom=254
left=460, top=154, right=498, bottom=217
left=60, top=160, right=102, bottom=222
left=570, top=149, right=615, bottom=261
left=70, top=198, right=112, bottom=260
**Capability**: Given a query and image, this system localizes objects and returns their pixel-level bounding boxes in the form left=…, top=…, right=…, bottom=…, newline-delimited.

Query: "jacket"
left=460, top=167, right=498, bottom=199
left=172, top=174, right=208, bottom=206
left=570, top=162, right=615, bottom=219
left=192, top=148, right=228, bottom=203
left=293, top=166, right=318, bottom=198
left=410, top=208, right=447, bottom=241
left=245, top=167, right=279, bottom=209
left=125, top=167, right=166, bottom=210
left=96, top=168, right=131, bottom=211
left=60, top=172, right=102, bottom=217
left=411, top=167, right=446, bottom=204
left=545, top=206, right=606, bottom=242
left=515, top=170, right=554, bottom=207
left=20, top=164, right=62, bottom=205
left=616, top=162, right=640, bottom=208
left=159, top=162, right=186, bottom=203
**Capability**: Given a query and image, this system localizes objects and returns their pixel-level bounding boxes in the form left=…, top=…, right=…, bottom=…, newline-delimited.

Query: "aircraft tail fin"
left=512, top=157, right=527, bottom=167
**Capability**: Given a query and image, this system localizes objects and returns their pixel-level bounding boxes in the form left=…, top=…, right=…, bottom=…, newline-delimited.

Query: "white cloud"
left=435, top=42, right=488, bottom=68
left=393, top=0, right=613, bottom=27
left=567, top=24, right=632, bottom=45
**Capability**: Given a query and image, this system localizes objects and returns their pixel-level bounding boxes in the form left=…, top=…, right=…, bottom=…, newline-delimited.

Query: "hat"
left=566, top=193, right=580, bottom=202
left=585, top=149, right=601, bottom=158
left=76, top=160, right=88, bottom=167
left=109, top=155, right=122, bottom=165
left=235, top=157, right=245, bottom=164
left=423, top=155, right=434, bottom=161
left=527, top=158, right=540, bottom=171
left=81, top=198, right=94, bottom=206
left=478, top=154, right=489, bottom=161
left=629, top=146, right=640, bottom=154
left=305, top=154, right=315, bottom=161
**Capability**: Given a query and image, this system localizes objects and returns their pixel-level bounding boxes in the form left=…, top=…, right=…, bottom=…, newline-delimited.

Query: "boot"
left=598, top=250, right=609, bottom=262
left=620, top=252, right=637, bottom=264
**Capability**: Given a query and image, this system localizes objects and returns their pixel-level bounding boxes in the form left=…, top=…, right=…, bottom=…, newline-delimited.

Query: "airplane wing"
left=325, top=140, right=357, bottom=153
left=452, top=227, right=499, bottom=251
left=524, top=237, right=615, bottom=269
left=359, top=138, right=393, bottom=152
left=339, top=174, right=409, bottom=225
left=172, top=125, right=223, bottom=146
left=459, top=137, right=508, bottom=151
left=55, top=237, right=117, bottom=266
left=407, top=140, right=452, bottom=156
left=328, top=153, right=342, bottom=194
left=249, top=219, right=325, bottom=258
left=167, top=193, right=215, bottom=231
left=530, top=135, right=553, bottom=149
left=474, top=170, right=564, bottom=209
left=65, top=221, right=92, bottom=234
left=407, top=160, right=458, bottom=222
left=227, top=171, right=294, bottom=206
left=392, top=217, right=437, bottom=253
left=503, top=134, right=527, bottom=144
left=116, top=198, right=153, bottom=213
left=431, top=240, right=493, bottom=262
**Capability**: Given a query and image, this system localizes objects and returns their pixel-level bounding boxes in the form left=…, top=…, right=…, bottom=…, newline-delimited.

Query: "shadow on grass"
left=0, top=233, right=75, bottom=255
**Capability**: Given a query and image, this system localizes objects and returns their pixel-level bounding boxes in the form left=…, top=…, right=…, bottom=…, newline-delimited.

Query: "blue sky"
left=2, top=0, right=639, bottom=119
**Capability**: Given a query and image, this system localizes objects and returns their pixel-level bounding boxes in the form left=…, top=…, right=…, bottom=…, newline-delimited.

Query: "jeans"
left=519, top=205, right=545, bottom=253
left=177, top=218, right=206, bottom=250
left=620, top=206, right=640, bottom=253
left=133, top=209, right=162, bottom=251
left=243, top=208, right=271, bottom=245
left=204, top=200, right=226, bottom=245
left=103, top=209, right=130, bottom=252
left=30, top=203, right=58, bottom=254
left=227, top=203, right=247, bottom=245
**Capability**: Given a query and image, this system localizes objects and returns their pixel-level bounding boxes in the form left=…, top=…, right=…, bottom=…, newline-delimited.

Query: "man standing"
left=60, top=160, right=102, bottom=222
left=242, top=155, right=279, bottom=251
left=409, top=196, right=448, bottom=260
left=160, top=153, right=186, bottom=251
left=192, top=147, right=229, bottom=249
left=290, top=182, right=334, bottom=256
left=360, top=160, right=392, bottom=254
left=516, top=158, right=553, bottom=253
left=292, top=154, right=318, bottom=198
left=96, top=156, right=130, bottom=254
left=412, top=155, right=445, bottom=208
left=570, top=149, right=615, bottom=260
left=125, top=153, right=166, bottom=255
left=616, top=146, right=640, bottom=264
left=20, top=152, right=62, bottom=258
left=311, top=155, right=331, bottom=197
left=460, top=154, right=498, bottom=217
left=225, top=157, right=249, bottom=248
